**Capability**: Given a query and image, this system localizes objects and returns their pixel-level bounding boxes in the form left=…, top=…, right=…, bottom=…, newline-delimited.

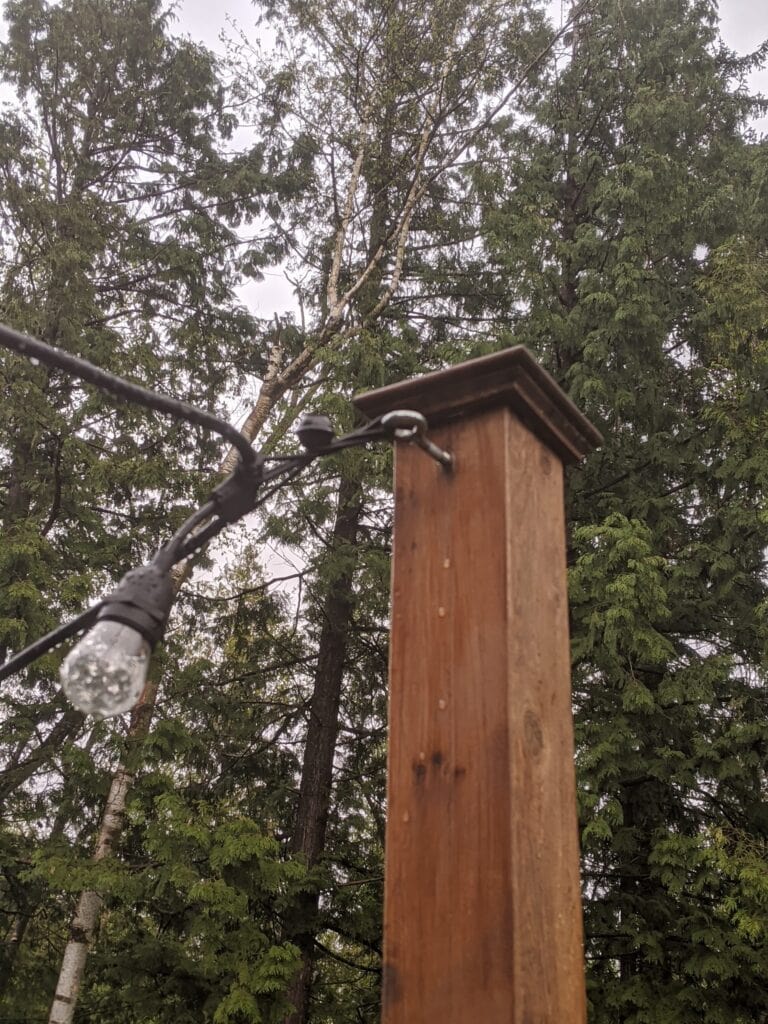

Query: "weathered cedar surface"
left=382, top=407, right=585, bottom=1023
left=354, top=345, right=602, bottom=466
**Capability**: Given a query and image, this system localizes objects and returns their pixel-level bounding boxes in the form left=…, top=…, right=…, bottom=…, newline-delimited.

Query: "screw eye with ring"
left=381, top=410, right=453, bottom=470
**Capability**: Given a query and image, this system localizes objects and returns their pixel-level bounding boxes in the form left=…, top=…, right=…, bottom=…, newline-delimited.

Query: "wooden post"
left=354, top=348, right=601, bottom=1024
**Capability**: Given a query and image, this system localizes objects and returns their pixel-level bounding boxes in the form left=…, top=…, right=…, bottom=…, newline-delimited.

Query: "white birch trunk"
left=47, top=733, right=142, bottom=1021
left=48, top=891, right=104, bottom=1024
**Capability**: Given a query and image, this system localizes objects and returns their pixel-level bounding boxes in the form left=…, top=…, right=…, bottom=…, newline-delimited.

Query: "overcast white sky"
left=176, top=0, right=768, bottom=96
left=171, top=0, right=768, bottom=320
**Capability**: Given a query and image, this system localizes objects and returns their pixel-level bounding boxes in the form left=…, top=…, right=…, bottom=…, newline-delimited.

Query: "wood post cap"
left=353, top=346, right=602, bottom=465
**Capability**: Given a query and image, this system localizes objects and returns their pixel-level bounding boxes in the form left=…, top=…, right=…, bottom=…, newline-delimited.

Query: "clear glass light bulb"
left=60, top=620, right=150, bottom=719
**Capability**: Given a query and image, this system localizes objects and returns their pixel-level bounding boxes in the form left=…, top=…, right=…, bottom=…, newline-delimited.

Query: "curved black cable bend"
left=0, top=322, right=257, bottom=466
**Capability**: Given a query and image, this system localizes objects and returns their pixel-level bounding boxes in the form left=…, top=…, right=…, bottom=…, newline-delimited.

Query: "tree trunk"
left=1, top=913, right=30, bottom=999
left=47, top=683, right=156, bottom=1024
left=284, top=474, right=362, bottom=1024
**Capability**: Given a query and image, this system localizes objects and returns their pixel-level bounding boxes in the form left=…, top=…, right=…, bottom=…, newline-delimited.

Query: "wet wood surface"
left=381, top=406, right=586, bottom=1023
left=354, top=345, right=602, bottom=465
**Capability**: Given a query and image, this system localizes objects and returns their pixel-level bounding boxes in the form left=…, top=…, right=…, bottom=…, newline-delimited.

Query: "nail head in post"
left=296, top=413, right=336, bottom=452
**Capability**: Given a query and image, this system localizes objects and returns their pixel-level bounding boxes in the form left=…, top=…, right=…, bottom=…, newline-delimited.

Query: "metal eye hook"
left=381, top=409, right=428, bottom=440
left=381, top=410, right=454, bottom=470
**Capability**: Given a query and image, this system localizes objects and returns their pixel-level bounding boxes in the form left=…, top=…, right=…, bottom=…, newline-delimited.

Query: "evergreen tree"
left=1, top=0, right=555, bottom=1015
left=5, top=0, right=768, bottom=1021
left=475, top=0, right=768, bottom=1018
left=0, top=0, right=293, bottom=1017
left=225, top=1, right=557, bottom=1019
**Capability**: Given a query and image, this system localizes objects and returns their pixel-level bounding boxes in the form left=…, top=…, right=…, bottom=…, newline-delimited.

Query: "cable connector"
left=208, top=453, right=265, bottom=523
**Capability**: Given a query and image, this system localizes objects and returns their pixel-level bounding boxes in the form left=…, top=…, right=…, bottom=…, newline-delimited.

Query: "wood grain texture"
left=381, top=406, right=586, bottom=1023
left=353, top=346, right=602, bottom=465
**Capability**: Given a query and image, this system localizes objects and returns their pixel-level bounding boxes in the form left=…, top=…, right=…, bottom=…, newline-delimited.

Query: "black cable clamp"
left=208, top=453, right=266, bottom=524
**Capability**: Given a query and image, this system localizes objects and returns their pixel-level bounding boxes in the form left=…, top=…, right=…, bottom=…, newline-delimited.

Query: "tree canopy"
left=1, top=0, right=768, bottom=1022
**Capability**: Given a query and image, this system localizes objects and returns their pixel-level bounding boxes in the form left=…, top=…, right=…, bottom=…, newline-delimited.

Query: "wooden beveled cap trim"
left=353, top=346, right=602, bottom=465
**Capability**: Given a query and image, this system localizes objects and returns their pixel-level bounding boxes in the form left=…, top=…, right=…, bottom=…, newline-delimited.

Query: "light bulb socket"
left=96, top=563, right=175, bottom=649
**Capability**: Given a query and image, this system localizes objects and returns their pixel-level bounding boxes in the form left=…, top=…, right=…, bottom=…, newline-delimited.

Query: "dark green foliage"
left=0, top=0, right=291, bottom=1018
left=84, top=803, right=304, bottom=1023
left=3, top=0, right=768, bottom=1021
left=475, top=1, right=768, bottom=1019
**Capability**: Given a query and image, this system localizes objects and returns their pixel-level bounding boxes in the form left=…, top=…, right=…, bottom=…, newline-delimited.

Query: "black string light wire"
left=0, top=321, right=451, bottom=714
left=0, top=321, right=258, bottom=466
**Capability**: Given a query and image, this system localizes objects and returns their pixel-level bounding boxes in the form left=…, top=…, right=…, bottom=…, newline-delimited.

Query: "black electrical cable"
left=0, top=321, right=258, bottom=467
left=0, top=322, right=450, bottom=685
left=0, top=503, right=219, bottom=682
left=156, top=499, right=219, bottom=570
left=0, top=405, right=425, bottom=679
left=175, top=462, right=312, bottom=562
left=0, top=408, right=438, bottom=680
left=259, top=419, right=389, bottom=473
left=0, top=605, right=103, bottom=682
